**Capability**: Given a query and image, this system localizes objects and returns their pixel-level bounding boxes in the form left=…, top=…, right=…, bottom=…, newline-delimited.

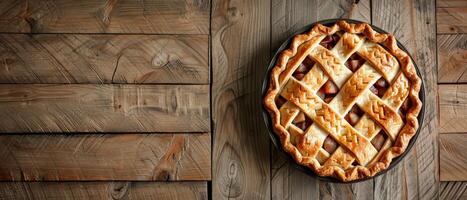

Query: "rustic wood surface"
left=0, top=182, right=207, bottom=199
left=0, top=1, right=211, bottom=198
left=0, top=34, right=209, bottom=84
left=0, top=0, right=210, bottom=34
left=0, top=0, right=465, bottom=199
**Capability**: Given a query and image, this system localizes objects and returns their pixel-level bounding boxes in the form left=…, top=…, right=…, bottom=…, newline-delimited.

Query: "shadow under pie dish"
left=262, top=19, right=424, bottom=182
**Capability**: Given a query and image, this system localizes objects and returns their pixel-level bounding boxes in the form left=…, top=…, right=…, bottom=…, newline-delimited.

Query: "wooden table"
left=0, top=0, right=465, bottom=199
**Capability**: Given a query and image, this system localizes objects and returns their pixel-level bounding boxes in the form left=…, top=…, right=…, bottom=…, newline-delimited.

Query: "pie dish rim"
left=261, top=18, right=425, bottom=183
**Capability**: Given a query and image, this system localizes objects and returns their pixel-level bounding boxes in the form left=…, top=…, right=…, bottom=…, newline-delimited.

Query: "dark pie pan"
left=261, top=18, right=425, bottom=183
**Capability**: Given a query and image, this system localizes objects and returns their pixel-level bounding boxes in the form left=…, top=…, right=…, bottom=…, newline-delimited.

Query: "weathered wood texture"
left=269, top=0, right=372, bottom=199
left=0, top=0, right=210, bottom=34
left=438, top=34, right=467, bottom=83
left=0, top=133, right=210, bottom=181
left=440, top=182, right=467, bottom=200
left=211, top=0, right=271, bottom=199
left=437, top=0, right=467, bottom=34
left=439, top=134, right=467, bottom=181
left=438, top=0, right=467, bottom=8
left=271, top=152, right=319, bottom=200
left=0, top=34, right=209, bottom=84
left=373, top=0, right=438, bottom=200
left=439, top=85, right=467, bottom=133
left=0, top=84, right=210, bottom=133
left=0, top=182, right=207, bottom=200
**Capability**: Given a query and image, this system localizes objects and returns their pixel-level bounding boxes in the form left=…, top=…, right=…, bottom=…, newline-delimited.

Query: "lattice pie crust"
left=263, top=21, right=422, bottom=182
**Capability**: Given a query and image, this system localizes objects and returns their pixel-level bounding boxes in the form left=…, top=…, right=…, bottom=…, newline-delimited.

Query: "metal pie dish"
left=261, top=18, right=425, bottom=183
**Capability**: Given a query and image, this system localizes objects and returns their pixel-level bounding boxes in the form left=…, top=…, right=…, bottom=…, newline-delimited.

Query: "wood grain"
left=440, top=134, right=467, bottom=181
left=0, top=0, right=209, bottom=34
left=438, top=34, right=467, bottom=83
left=269, top=0, right=371, bottom=199
left=439, top=85, right=467, bottom=133
left=211, top=0, right=271, bottom=199
left=437, top=6, right=467, bottom=34
left=440, top=182, right=467, bottom=200
left=271, top=152, right=319, bottom=200
left=0, top=182, right=207, bottom=200
left=270, top=1, right=318, bottom=199
left=0, top=133, right=210, bottom=181
left=0, top=34, right=209, bottom=84
left=0, top=84, right=210, bottom=133
left=438, top=0, right=467, bottom=8
left=373, top=0, right=439, bottom=199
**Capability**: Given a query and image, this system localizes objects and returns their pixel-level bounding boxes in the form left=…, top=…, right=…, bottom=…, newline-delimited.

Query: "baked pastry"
left=263, top=20, right=422, bottom=182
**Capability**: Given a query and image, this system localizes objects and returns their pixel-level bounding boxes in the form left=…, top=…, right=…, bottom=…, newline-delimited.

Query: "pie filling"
left=320, top=34, right=341, bottom=50
left=292, top=112, right=313, bottom=131
left=399, top=98, right=411, bottom=122
left=323, top=135, right=338, bottom=154
left=275, top=96, right=287, bottom=108
left=344, top=105, right=364, bottom=126
left=345, top=53, right=366, bottom=72
left=371, top=77, right=389, bottom=98
left=317, top=80, right=338, bottom=103
left=293, top=57, right=315, bottom=80
left=371, top=131, right=387, bottom=151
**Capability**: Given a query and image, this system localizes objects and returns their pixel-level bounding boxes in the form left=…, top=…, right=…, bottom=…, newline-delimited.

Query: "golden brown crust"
left=263, top=20, right=422, bottom=182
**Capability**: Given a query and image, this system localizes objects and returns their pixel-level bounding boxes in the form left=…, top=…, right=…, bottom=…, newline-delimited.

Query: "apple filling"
left=317, top=80, right=338, bottom=103
left=323, top=135, right=338, bottom=154
left=292, top=112, right=313, bottom=131
left=275, top=96, right=287, bottom=108
left=345, top=53, right=366, bottom=72
left=371, top=131, right=388, bottom=151
left=370, top=77, right=389, bottom=98
left=399, top=98, right=411, bottom=122
left=320, top=34, right=341, bottom=50
left=292, top=56, right=315, bottom=80
left=344, top=105, right=364, bottom=126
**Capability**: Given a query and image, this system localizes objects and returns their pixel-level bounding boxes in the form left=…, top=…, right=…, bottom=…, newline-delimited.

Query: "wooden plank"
left=440, top=134, right=467, bottom=181
left=440, top=182, right=467, bottom=200
left=319, top=180, right=373, bottom=200
left=438, top=34, right=467, bottom=83
left=373, top=0, right=438, bottom=199
left=211, top=0, right=271, bottom=199
left=437, top=6, right=467, bottom=34
left=0, top=34, right=209, bottom=84
left=317, top=0, right=371, bottom=23
left=0, top=84, right=210, bottom=133
left=439, top=85, right=467, bottom=133
left=0, top=0, right=209, bottom=34
left=270, top=1, right=318, bottom=199
left=438, top=0, right=467, bottom=7
left=271, top=152, right=319, bottom=200
left=269, top=0, right=372, bottom=199
left=0, top=182, right=207, bottom=199
left=0, top=133, right=210, bottom=181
